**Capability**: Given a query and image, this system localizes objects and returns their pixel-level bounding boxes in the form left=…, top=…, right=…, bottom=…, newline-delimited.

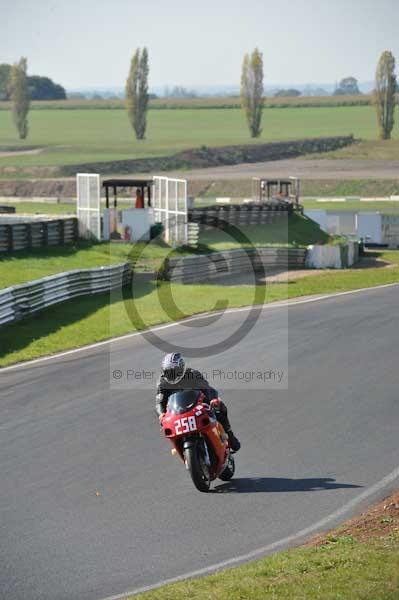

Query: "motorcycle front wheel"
left=184, top=444, right=211, bottom=492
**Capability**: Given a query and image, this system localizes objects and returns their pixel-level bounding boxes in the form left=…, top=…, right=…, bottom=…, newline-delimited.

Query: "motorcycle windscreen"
left=166, top=390, right=201, bottom=415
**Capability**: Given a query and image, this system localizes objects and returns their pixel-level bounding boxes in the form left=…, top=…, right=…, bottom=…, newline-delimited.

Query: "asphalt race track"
left=1, top=285, right=399, bottom=600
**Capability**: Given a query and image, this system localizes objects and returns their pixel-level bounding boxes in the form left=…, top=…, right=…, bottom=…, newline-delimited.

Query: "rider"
left=156, top=352, right=241, bottom=452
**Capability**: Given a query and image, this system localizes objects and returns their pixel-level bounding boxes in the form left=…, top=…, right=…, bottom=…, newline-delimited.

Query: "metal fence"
left=0, top=263, right=131, bottom=327
left=0, top=217, right=78, bottom=253
left=153, top=176, right=188, bottom=245
left=163, top=247, right=307, bottom=283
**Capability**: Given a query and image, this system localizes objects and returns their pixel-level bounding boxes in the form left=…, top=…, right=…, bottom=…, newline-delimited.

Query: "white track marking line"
left=1, top=282, right=397, bottom=374
left=100, top=464, right=399, bottom=600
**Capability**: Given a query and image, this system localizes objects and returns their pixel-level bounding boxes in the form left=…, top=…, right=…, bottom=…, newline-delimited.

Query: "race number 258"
left=175, top=416, right=197, bottom=434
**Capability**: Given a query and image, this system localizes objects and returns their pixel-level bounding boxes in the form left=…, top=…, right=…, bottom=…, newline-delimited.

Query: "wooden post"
left=73, top=218, right=79, bottom=241
left=26, top=223, right=32, bottom=249
left=59, top=219, right=65, bottom=245
left=43, top=221, right=48, bottom=247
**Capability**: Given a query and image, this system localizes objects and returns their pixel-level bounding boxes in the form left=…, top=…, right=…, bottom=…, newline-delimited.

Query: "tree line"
left=0, top=63, right=66, bottom=101
left=6, top=49, right=398, bottom=142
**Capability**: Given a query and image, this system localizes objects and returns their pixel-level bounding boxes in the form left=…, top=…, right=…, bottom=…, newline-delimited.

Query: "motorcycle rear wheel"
left=219, top=454, right=235, bottom=481
left=184, top=445, right=211, bottom=492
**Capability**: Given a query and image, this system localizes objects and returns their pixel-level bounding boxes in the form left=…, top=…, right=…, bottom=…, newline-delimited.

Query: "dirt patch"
left=308, top=489, right=399, bottom=546
left=0, top=178, right=76, bottom=198
left=167, top=158, right=399, bottom=181
left=0, top=147, right=45, bottom=158
left=211, top=268, right=332, bottom=286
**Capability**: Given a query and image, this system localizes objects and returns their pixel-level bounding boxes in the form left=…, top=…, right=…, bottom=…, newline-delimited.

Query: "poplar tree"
left=374, top=50, right=396, bottom=140
left=126, top=47, right=149, bottom=140
left=240, top=48, right=264, bottom=138
left=10, top=57, right=30, bottom=139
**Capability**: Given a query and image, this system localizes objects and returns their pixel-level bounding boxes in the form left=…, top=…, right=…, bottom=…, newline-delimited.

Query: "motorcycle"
left=161, top=389, right=235, bottom=492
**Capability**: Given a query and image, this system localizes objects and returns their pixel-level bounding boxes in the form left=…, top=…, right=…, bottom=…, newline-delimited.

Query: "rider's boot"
left=227, top=430, right=241, bottom=452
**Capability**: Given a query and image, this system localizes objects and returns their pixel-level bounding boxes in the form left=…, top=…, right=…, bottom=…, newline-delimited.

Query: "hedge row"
left=0, top=95, right=381, bottom=111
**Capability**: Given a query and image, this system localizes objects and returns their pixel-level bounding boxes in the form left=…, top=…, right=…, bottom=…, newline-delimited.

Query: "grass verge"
left=127, top=491, right=399, bottom=600
left=0, top=240, right=168, bottom=288
left=1, top=250, right=398, bottom=367
left=302, top=198, right=399, bottom=214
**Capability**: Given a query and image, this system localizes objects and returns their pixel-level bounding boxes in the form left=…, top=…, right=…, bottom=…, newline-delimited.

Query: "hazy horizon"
left=1, top=0, right=398, bottom=90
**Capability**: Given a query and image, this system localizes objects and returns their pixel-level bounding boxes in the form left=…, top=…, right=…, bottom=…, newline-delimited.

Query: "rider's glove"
left=210, top=398, right=221, bottom=409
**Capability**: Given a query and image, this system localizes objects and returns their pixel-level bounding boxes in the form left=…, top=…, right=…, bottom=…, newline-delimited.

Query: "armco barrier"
left=0, top=217, right=78, bottom=253
left=0, top=263, right=131, bottom=327
left=163, top=247, right=307, bottom=283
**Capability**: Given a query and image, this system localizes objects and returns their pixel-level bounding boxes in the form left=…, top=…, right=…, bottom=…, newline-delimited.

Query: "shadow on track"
left=213, top=477, right=362, bottom=494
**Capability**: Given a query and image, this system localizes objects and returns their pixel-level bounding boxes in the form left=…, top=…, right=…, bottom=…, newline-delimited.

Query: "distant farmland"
left=0, top=104, right=394, bottom=173
left=0, top=94, right=377, bottom=111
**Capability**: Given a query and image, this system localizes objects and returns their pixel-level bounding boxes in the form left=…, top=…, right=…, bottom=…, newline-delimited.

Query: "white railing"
left=153, top=176, right=188, bottom=245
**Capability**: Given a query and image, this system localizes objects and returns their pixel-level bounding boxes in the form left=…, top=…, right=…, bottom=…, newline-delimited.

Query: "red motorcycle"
left=161, top=390, right=235, bottom=492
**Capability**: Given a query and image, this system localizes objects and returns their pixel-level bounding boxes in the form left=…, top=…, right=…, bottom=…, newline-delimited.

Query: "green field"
left=0, top=105, right=392, bottom=170
left=302, top=199, right=399, bottom=213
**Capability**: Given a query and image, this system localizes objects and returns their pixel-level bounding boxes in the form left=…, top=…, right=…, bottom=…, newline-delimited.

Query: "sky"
left=1, top=0, right=399, bottom=90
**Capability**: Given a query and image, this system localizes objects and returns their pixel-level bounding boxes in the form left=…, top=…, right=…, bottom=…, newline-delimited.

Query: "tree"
left=126, top=47, right=149, bottom=140
left=164, top=85, right=197, bottom=98
left=0, top=64, right=65, bottom=101
left=333, top=76, right=361, bottom=95
left=28, top=76, right=66, bottom=100
left=274, top=88, right=301, bottom=97
left=240, top=48, right=264, bottom=137
left=9, top=58, right=30, bottom=139
left=0, top=64, right=11, bottom=100
left=374, top=50, right=397, bottom=140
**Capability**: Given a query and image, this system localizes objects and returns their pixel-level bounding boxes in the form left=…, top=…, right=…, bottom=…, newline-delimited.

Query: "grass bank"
left=308, top=138, right=399, bottom=161
left=1, top=250, right=398, bottom=367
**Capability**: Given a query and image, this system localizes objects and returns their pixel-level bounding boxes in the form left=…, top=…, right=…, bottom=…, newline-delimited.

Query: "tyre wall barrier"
left=0, top=217, right=78, bottom=253
left=188, top=203, right=293, bottom=229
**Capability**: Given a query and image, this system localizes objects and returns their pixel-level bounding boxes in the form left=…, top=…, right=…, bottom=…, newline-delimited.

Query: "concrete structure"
left=305, top=208, right=399, bottom=247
